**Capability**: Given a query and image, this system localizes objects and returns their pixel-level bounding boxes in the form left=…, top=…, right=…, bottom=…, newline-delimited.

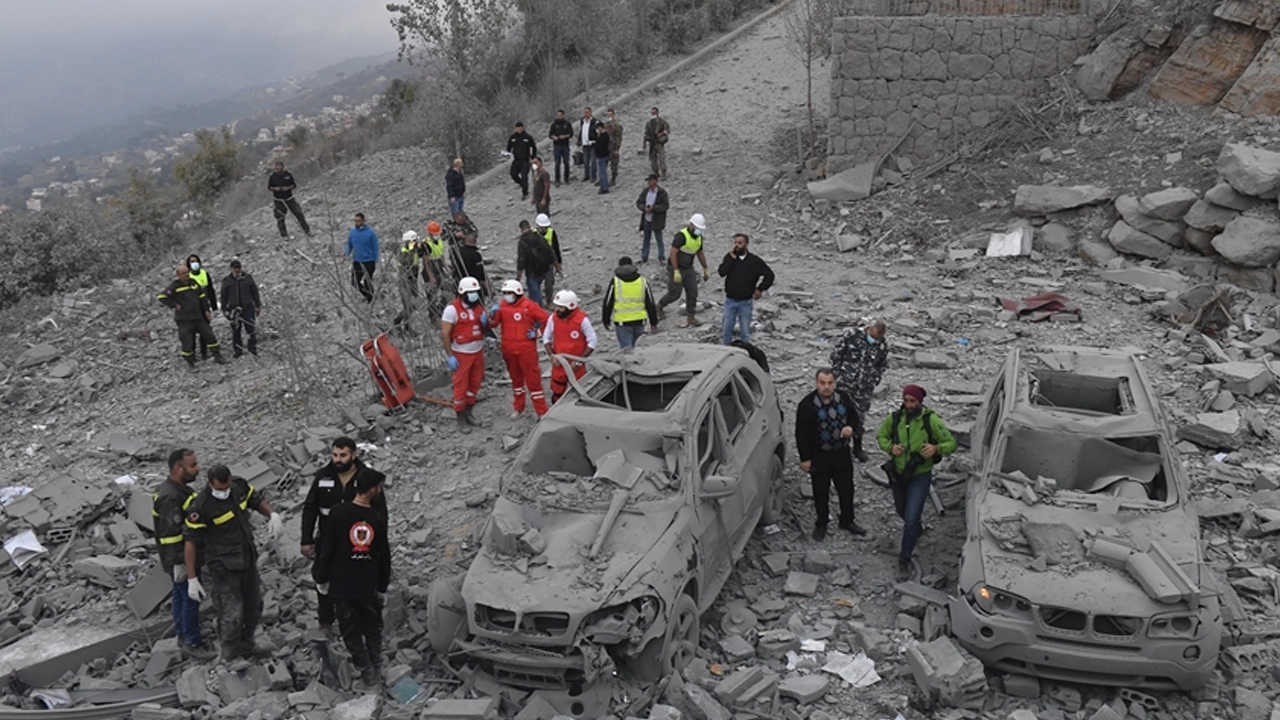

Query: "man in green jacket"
left=876, top=384, right=957, bottom=581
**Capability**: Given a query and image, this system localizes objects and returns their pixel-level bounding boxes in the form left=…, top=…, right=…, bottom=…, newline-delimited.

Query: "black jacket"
left=601, top=264, right=659, bottom=327
left=220, top=272, right=261, bottom=313
left=578, top=118, right=601, bottom=147
left=446, top=168, right=466, bottom=199
left=314, top=501, right=391, bottom=598
left=301, top=459, right=389, bottom=546
left=152, top=479, right=195, bottom=573
left=507, top=131, right=538, bottom=161
left=517, top=230, right=555, bottom=276
left=636, top=186, right=670, bottom=232
left=157, top=278, right=211, bottom=323
left=453, top=244, right=487, bottom=287
left=183, top=477, right=267, bottom=572
left=718, top=252, right=775, bottom=301
left=549, top=118, right=574, bottom=146
left=795, top=389, right=862, bottom=462
left=268, top=171, right=297, bottom=200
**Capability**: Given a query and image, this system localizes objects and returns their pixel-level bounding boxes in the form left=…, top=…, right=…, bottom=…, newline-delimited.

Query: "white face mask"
left=693, top=229, right=702, bottom=237
left=189, top=262, right=200, bottom=271
left=211, top=487, right=231, bottom=500
left=503, top=293, right=517, bottom=304
left=651, top=113, right=658, bottom=119
left=465, top=291, right=481, bottom=304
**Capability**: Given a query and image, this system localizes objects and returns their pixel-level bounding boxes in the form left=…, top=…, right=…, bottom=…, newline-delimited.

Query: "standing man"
left=186, top=254, right=217, bottom=361
left=184, top=465, right=284, bottom=662
left=441, top=277, right=488, bottom=433
left=543, top=290, right=597, bottom=403
left=268, top=161, right=312, bottom=239
left=718, top=234, right=774, bottom=346
left=602, top=256, right=660, bottom=350
left=643, top=107, right=671, bottom=180
left=578, top=107, right=602, bottom=184
left=345, top=213, right=380, bottom=303
left=487, top=280, right=550, bottom=418
left=153, top=449, right=215, bottom=660
left=530, top=157, right=552, bottom=215
left=314, top=470, right=391, bottom=690
left=534, top=214, right=562, bottom=302
left=635, top=174, right=669, bottom=264
left=593, top=123, right=612, bottom=194
left=830, top=320, right=889, bottom=462
left=300, top=438, right=389, bottom=637
left=795, top=368, right=867, bottom=541
left=451, top=230, right=491, bottom=299
left=443, top=212, right=478, bottom=256
left=604, top=108, right=623, bottom=187
left=220, top=260, right=262, bottom=358
left=507, top=121, right=538, bottom=200
left=548, top=110, right=574, bottom=186
left=445, top=159, right=466, bottom=217
left=657, top=214, right=710, bottom=328
left=398, top=230, right=423, bottom=298
left=421, top=221, right=447, bottom=291
left=157, top=264, right=227, bottom=370
left=876, top=385, right=956, bottom=581
left=516, top=219, right=557, bottom=308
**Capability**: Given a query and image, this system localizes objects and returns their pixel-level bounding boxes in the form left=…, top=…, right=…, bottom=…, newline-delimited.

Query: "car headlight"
left=1147, top=612, right=1200, bottom=639
left=581, top=596, right=661, bottom=645
left=971, top=584, right=1034, bottom=621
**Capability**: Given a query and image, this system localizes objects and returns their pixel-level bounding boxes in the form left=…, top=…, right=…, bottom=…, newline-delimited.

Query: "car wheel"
left=759, top=455, right=787, bottom=526
left=426, top=574, right=467, bottom=658
left=626, top=593, right=700, bottom=683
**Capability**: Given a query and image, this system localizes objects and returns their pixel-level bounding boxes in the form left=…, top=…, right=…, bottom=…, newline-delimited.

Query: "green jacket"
left=876, top=407, right=957, bottom=478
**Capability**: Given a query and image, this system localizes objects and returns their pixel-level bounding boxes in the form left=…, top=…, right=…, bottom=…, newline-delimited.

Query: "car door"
left=717, top=375, right=768, bottom=550
left=691, top=405, right=731, bottom=580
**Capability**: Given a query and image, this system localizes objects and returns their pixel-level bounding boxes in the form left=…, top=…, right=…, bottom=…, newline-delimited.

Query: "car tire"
left=759, top=455, right=787, bottom=526
left=626, top=593, right=700, bottom=683
left=426, top=574, right=467, bottom=658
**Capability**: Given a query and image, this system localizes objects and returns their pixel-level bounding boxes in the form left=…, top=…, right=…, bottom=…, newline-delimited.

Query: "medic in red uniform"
left=541, top=290, right=598, bottom=403
left=487, top=279, right=550, bottom=418
left=441, top=276, right=487, bottom=433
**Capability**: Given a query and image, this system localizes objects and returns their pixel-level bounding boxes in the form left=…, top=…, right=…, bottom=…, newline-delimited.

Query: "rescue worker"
left=314, top=469, right=390, bottom=690
left=422, top=221, right=447, bottom=290
left=184, top=465, right=285, bottom=662
left=300, top=437, right=388, bottom=636
left=534, top=213, right=563, bottom=304
left=657, top=214, right=710, bottom=328
left=542, top=290, right=597, bottom=403
left=488, top=280, right=550, bottom=418
left=876, top=384, right=957, bottom=581
left=157, top=264, right=227, bottom=371
left=186, top=254, right=217, bottom=360
left=441, top=277, right=488, bottom=433
left=601, top=256, right=659, bottom=350
left=398, top=231, right=423, bottom=297
left=153, top=449, right=215, bottom=660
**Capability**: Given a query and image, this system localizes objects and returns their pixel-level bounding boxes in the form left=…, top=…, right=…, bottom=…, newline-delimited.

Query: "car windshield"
left=510, top=422, right=681, bottom=508
left=997, top=425, right=1174, bottom=504
left=595, top=372, right=698, bottom=411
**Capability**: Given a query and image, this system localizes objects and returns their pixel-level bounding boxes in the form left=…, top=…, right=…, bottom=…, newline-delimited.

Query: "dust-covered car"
left=426, top=345, right=786, bottom=717
left=950, top=347, right=1222, bottom=691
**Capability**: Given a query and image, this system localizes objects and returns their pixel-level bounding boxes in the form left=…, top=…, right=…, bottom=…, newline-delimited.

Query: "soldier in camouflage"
left=829, top=320, right=888, bottom=461
left=604, top=108, right=623, bottom=186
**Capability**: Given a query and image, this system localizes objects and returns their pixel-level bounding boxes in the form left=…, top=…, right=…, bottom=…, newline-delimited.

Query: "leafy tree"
left=110, top=167, right=177, bottom=250
left=285, top=124, right=311, bottom=149
left=173, top=127, right=242, bottom=210
left=382, top=78, right=418, bottom=119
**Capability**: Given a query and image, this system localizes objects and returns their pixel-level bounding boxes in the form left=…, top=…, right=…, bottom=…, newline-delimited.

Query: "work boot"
left=678, top=314, right=701, bottom=328
left=840, top=522, right=868, bottom=537
left=896, top=559, right=913, bottom=582
left=241, top=640, right=273, bottom=659
left=852, top=436, right=869, bottom=463
left=812, top=524, right=827, bottom=541
left=463, top=406, right=484, bottom=427
left=213, top=351, right=228, bottom=365
left=186, top=360, right=198, bottom=374
left=180, top=640, right=216, bottom=661
left=456, top=414, right=471, bottom=435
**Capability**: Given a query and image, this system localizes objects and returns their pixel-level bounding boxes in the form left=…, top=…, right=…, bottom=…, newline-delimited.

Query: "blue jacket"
left=345, top=225, right=380, bottom=263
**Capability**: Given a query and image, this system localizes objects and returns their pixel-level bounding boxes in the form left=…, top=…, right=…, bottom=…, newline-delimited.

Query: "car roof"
left=1004, top=346, right=1161, bottom=436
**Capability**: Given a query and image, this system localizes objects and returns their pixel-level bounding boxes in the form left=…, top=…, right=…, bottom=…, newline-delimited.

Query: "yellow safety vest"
left=613, top=277, right=647, bottom=323
left=189, top=268, right=211, bottom=288
left=542, top=228, right=555, bottom=246
left=678, top=227, right=702, bottom=254
left=424, top=236, right=445, bottom=259
left=400, top=242, right=421, bottom=266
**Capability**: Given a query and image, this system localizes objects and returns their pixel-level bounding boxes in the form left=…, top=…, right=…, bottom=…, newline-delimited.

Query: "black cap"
left=355, top=471, right=385, bottom=494
left=618, top=256, right=633, bottom=266
left=646, top=174, right=659, bottom=181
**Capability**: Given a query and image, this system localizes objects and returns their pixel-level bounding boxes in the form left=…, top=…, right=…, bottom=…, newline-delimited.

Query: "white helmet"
left=458, top=276, right=482, bottom=294
left=535, top=213, right=551, bottom=228
left=552, top=290, right=579, bottom=310
left=402, top=230, right=419, bottom=243
left=689, top=213, right=707, bottom=231
left=501, top=279, right=524, bottom=295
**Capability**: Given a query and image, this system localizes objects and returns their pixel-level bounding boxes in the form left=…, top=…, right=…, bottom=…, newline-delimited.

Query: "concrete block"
left=738, top=670, right=780, bottom=704
left=756, top=629, right=801, bottom=660
left=715, top=666, right=764, bottom=705
left=802, top=550, right=836, bottom=574
left=1205, top=362, right=1273, bottom=397
left=682, top=684, right=731, bottom=720
left=217, top=665, right=273, bottom=704
left=264, top=659, right=293, bottom=690
left=784, top=572, right=820, bottom=597
left=762, top=552, right=791, bottom=577
left=176, top=666, right=217, bottom=708
left=1001, top=673, right=1040, bottom=698
left=71, top=555, right=138, bottom=589
left=423, top=698, right=500, bottom=719
left=778, top=674, right=830, bottom=704
left=647, top=705, right=683, bottom=720
left=127, top=488, right=155, bottom=533
left=914, top=351, right=957, bottom=369
left=719, top=634, right=755, bottom=663
left=126, top=564, right=172, bottom=619
left=329, top=694, right=382, bottom=720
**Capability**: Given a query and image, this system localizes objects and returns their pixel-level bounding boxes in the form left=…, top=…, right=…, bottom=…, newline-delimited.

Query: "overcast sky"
left=0, top=1, right=401, bottom=147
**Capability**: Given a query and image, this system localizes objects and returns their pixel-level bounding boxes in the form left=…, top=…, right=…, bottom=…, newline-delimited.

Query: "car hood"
left=976, top=491, right=1204, bottom=615
left=465, top=497, right=685, bottom=617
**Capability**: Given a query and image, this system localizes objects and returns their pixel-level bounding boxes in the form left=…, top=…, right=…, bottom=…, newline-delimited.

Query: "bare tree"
left=783, top=0, right=822, bottom=160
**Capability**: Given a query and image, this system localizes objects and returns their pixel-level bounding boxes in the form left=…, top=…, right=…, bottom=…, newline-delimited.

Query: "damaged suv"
left=951, top=347, right=1222, bottom=691
left=427, top=345, right=786, bottom=716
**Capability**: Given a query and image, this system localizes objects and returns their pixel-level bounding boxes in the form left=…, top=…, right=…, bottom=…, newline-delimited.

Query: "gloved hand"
left=702, top=268, right=710, bottom=281
left=447, top=355, right=459, bottom=371
left=526, top=328, right=537, bottom=340
left=267, top=512, right=284, bottom=540
left=489, top=303, right=500, bottom=317
left=172, top=565, right=188, bottom=583
left=188, top=577, right=206, bottom=602
left=480, top=311, right=489, bottom=325
left=673, top=270, right=683, bottom=284
left=317, top=582, right=330, bottom=596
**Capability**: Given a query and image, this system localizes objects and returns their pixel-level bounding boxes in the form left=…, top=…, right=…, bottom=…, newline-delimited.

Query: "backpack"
left=524, top=234, right=555, bottom=275
left=880, top=409, right=944, bottom=483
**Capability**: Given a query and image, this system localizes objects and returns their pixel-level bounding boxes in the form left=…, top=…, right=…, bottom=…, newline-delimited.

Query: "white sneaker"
left=510, top=411, right=522, bottom=420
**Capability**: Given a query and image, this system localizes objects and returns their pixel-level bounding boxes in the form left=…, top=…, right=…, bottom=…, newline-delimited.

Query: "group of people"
left=154, top=440, right=391, bottom=689
left=156, top=254, right=263, bottom=369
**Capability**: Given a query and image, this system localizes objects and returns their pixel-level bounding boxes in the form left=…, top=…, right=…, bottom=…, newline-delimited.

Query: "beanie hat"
left=902, top=384, right=926, bottom=402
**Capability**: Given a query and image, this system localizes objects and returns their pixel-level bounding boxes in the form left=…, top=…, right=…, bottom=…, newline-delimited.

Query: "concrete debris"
left=71, top=555, right=139, bottom=589
left=807, top=162, right=875, bottom=203
left=784, top=571, right=819, bottom=596
left=15, top=344, right=60, bottom=368
left=1013, top=184, right=1113, bottom=216
left=422, top=698, right=498, bottom=719
left=1178, top=410, right=1248, bottom=450
left=329, top=693, right=382, bottom=720
left=777, top=673, right=830, bottom=704
left=125, top=564, right=173, bottom=619
left=176, top=667, right=217, bottom=708
left=682, top=684, right=731, bottom=720
left=914, top=351, right=957, bottom=369
left=906, top=637, right=988, bottom=710
left=1212, top=215, right=1280, bottom=268
left=1205, top=362, right=1273, bottom=397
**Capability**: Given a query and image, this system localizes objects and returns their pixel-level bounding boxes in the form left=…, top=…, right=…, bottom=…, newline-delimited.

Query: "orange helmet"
left=426, top=221, right=442, bottom=235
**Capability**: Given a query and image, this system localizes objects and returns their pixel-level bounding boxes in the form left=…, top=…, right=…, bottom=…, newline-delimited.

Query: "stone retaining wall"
left=844, top=0, right=1088, bottom=16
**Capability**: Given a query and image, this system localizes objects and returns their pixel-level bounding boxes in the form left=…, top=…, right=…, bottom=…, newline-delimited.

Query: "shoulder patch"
left=188, top=511, right=201, bottom=523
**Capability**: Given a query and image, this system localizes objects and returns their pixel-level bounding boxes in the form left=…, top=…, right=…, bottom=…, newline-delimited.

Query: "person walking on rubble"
left=657, top=213, right=710, bottom=328
left=604, top=108, right=623, bottom=187
left=314, top=469, right=391, bottom=691
left=830, top=320, right=889, bottom=462
left=153, top=449, right=216, bottom=661
left=157, top=263, right=227, bottom=371
left=601, top=256, right=659, bottom=350
left=300, top=437, right=388, bottom=637
left=543, top=290, right=597, bottom=403
left=796, top=368, right=868, bottom=541
left=186, top=254, right=217, bottom=360
left=183, top=464, right=285, bottom=662
left=487, top=280, right=550, bottom=418
left=345, top=213, right=380, bottom=303
left=876, top=384, right=957, bottom=581
left=220, top=260, right=261, bottom=358
left=268, top=161, right=312, bottom=238
left=635, top=174, right=669, bottom=264
left=445, top=158, right=466, bottom=217
left=442, top=277, right=489, bottom=433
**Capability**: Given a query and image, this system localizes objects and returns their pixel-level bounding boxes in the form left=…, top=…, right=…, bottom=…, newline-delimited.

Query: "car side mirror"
left=701, top=475, right=739, bottom=499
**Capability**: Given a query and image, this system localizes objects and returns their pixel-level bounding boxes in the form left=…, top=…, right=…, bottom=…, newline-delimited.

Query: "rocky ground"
left=2, top=5, right=1280, bottom=720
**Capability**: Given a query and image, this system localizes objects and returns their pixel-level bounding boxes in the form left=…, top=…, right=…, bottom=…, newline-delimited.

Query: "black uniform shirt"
left=184, top=478, right=266, bottom=572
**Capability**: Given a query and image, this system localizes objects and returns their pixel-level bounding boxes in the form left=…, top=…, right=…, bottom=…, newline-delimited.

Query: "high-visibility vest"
left=542, top=228, right=555, bottom=246
left=552, top=308, right=589, bottom=357
left=424, top=236, right=445, bottom=259
left=189, top=268, right=211, bottom=288
left=448, top=298, right=485, bottom=346
left=612, top=277, right=647, bottom=323
left=677, top=227, right=701, bottom=254
left=400, top=242, right=421, bottom=266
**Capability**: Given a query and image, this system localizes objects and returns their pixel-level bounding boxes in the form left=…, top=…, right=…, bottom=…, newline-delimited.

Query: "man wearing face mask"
left=488, top=280, right=550, bottom=418
left=876, top=384, right=957, bottom=581
left=300, top=437, right=389, bottom=636
left=157, top=264, right=227, bottom=371
left=442, top=277, right=489, bottom=433
left=543, top=290, right=597, bottom=403
left=643, top=107, right=670, bottom=180
left=153, top=449, right=216, bottom=660
left=658, top=214, right=710, bottom=328
left=830, top=320, right=889, bottom=461
left=184, top=465, right=285, bottom=662
left=186, top=255, right=217, bottom=360
left=717, top=234, right=774, bottom=346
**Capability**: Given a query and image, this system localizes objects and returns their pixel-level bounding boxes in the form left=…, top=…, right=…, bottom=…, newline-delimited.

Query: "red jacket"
left=551, top=307, right=590, bottom=357
left=489, top=296, right=548, bottom=353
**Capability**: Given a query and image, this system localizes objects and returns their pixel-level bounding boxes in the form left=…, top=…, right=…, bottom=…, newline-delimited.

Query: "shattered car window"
left=996, top=425, right=1172, bottom=503
left=1030, top=369, right=1134, bottom=415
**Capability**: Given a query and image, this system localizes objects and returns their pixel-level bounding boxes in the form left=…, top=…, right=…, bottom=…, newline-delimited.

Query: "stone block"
left=784, top=572, right=820, bottom=597
left=715, top=666, right=764, bottom=706
left=1206, top=180, right=1262, bottom=211
left=1037, top=223, right=1075, bottom=253
left=1176, top=410, right=1247, bottom=450
left=1218, top=264, right=1276, bottom=293
left=1206, top=362, right=1273, bottom=397
left=1218, top=142, right=1280, bottom=198
left=803, top=550, right=836, bottom=574
left=1078, top=237, right=1119, bottom=266
left=15, top=344, right=59, bottom=369
left=778, top=674, right=830, bottom=704
left=1221, top=33, right=1280, bottom=117
left=1184, top=227, right=1218, bottom=256
left=1212, top=215, right=1280, bottom=267
left=1114, top=194, right=1184, bottom=245
left=1184, top=199, right=1240, bottom=233
left=914, top=351, right=957, bottom=369
left=1107, top=221, right=1171, bottom=260
left=719, top=634, right=755, bottom=663
left=1139, top=186, right=1199, bottom=220
left=1076, top=30, right=1144, bottom=101
left=1014, top=184, right=1113, bottom=216
left=682, top=684, right=731, bottom=720
left=1149, top=21, right=1268, bottom=107
left=422, top=698, right=499, bottom=719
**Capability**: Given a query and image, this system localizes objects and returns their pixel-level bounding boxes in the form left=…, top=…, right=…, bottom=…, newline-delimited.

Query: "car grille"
left=475, top=605, right=572, bottom=637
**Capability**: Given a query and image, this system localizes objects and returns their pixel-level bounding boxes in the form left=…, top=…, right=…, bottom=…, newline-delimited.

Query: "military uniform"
left=830, top=329, right=889, bottom=417
left=604, top=119, right=623, bottom=185
left=157, top=277, right=223, bottom=367
left=300, top=460, right=389, bottom=629
left=184, top=478, right=268, bottom=659
left=153, top=479, right=202, bottom=647
left=644, top=116, right=671, bottom=179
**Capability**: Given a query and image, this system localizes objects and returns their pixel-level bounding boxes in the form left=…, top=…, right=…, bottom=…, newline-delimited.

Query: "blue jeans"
left=526, top=273, right=548, bottom=307
left=448, top=195, right=464, bottom=217
left=172, top=579, right=201, bottom=644
left=641, top=221, right=664, bottom=263
left=721, top=298, right=753, bottom=345
left=553, top=145, right=571, bottom=183
left=596, top=157, right=610, bottom=191
left=891, top=471, right=932, bottom=562
left=615, top=323, right=645, bottom=349
left=583, top=146, right=597, bottom=180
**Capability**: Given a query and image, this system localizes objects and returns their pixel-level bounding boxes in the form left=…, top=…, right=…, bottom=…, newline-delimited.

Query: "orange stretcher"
left=361, top=334, right=416, bottom=410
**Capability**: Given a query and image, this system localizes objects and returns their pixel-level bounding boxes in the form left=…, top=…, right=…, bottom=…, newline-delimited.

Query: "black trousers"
left=352, top=261, right=376, bottom=303
left=227, top=307, right=256, bottom=355
left=206, top=563, right=263, bottom=657
left=177, top=318, right=219, bottom=364
left=334, top=596, right=384, bottom=670
left=273, top=198, right=311, bottom=237
left=510, top=159, right=530, bottom=196
left=809, top=448, right=855, bottom=528
left=318, top=591, right=335, bottom=627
